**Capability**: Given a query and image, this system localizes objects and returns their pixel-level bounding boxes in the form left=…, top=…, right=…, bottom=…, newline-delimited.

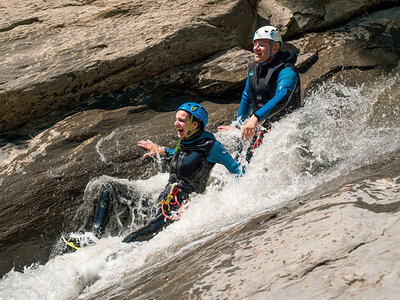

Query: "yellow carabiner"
left=61, top=235, right=80, bottom=250
left=159, top=193, right=174, bottom=210
left=165, top=193, right=174, bottom=210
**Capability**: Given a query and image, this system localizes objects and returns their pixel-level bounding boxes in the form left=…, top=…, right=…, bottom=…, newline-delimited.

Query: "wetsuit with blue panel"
left=122, top=128, right=241, bottom=242
left=165, top=130, right=241, bottom=193
left=86, top=103, right=242, bottom=244
left=237, top=50, right=301, bottom=161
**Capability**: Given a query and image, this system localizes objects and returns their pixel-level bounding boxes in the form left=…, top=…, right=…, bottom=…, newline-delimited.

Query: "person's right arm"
left=138, top=140, right=172, bottom=158
left=236, top=75, right=252, bottom=125
left=208, top=141, right=244, bottom=176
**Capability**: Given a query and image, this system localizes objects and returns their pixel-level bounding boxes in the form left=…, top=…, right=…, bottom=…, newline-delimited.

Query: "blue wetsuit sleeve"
left=208, top=141, right=243, bottom=175
left=236, top=75, right=252, bottom=124
left=164, top=147, right=175, bottom=158
left=253, top=67, right=298, bottom=121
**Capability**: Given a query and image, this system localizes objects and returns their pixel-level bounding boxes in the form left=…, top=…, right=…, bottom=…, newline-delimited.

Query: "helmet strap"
left=186, top=114, right=200, bottom=137
left=269, top=39, right=273, bottom=60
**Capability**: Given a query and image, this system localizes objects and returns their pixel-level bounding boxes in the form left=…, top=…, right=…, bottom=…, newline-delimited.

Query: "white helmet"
left=253, top=26, right=283, bottom=44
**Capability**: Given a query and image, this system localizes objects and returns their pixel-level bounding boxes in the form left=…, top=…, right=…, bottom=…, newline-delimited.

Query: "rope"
left=61, top=235, right=80, bottom=250
left=160, top=184, right=183, bottom=221
left=252, top=129, right=265, bottom=152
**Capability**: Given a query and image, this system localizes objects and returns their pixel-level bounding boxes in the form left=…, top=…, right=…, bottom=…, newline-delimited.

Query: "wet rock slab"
left=1, top=0, right=400, bottom=292
left=100, top=158, right=400, bottom=299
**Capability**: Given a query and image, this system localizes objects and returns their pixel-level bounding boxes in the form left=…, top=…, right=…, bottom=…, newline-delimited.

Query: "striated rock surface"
left=0, top=0, right=400, bottom=293
left=93, top=157, right=400, bottom=299
left=293, top=8, right=400, bottom=96
left=256, top=0, right=399, bottom=37
left=0, top=0, right=254, bottom=133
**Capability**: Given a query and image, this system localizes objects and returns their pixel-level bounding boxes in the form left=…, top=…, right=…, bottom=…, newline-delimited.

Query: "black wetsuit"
left=237, top=50, right=302, bottom=161
left=92, top=129, right=241, bottom=243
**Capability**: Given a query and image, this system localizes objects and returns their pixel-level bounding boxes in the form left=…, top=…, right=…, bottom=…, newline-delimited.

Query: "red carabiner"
left=172, top=185, right=179, bottom=196
left=161, top=185, right=182, bottom=221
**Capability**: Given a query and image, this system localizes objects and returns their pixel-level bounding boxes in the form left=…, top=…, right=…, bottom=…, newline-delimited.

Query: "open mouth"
left=177, top=129, right=185, bottom=136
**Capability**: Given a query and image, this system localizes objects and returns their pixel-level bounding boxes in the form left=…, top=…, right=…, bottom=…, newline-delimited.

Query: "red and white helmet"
left=253, top=26, right=283, bottom=44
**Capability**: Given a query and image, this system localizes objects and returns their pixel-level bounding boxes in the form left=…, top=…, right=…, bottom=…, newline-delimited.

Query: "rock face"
left=257, top=0, right=399, bottom=37
left=0, top=0, right=254, bottom=134
left=1, top=0, right=399, bottom=135
left=0, top=0, right=399, bottom=286
left=107, top=158, right=400, bottom=299
left=294, top=8, right=400, bottom=96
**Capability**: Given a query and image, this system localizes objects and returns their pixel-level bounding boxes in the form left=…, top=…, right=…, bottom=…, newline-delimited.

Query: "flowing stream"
left=0, top=66, right=399, bottom=299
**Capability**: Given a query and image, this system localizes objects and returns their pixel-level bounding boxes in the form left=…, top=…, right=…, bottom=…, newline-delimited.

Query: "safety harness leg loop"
left=160, top=184, right=182, bottom=221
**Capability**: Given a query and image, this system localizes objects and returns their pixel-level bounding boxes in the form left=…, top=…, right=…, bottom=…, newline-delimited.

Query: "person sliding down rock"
left=63, top=102, right=243, bottom=249
left=219, top=25, right=301, bottom=162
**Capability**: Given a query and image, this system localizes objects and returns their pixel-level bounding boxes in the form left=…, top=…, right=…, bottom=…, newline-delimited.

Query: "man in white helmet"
left=219, top=25, right=301, bottom=162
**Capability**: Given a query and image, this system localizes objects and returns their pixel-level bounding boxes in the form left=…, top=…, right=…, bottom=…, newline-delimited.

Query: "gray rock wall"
left=1, top=0, right=399, bottom=134
left=0, top=0, right=399, bottom=283
left=257, top=0, right=399, bottom=37
left=0, top=0, right=254, bottom=133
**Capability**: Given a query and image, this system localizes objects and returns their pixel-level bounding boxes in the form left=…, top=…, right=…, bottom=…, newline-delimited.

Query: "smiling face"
left=174, top=110, right=199, bottom=139
left=253, top=39, right=280, bottom=63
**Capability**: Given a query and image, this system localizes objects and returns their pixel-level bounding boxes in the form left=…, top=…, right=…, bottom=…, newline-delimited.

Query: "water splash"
left=95, top=128, right=123, bottom=164
left=1, top=67, right=400, bottom=299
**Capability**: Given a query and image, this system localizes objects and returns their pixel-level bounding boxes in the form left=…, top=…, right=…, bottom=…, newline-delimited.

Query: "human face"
left=174, top=110, right=198, bottom=139
left=253, top=39, right=279, bottom=63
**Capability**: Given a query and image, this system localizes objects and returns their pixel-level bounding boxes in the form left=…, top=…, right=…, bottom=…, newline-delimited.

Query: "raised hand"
left=138, top=140, right=166, bottom=157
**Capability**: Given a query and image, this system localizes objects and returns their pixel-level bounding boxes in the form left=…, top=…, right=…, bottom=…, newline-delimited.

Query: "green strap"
left=174, top=138, right=182, bottom=153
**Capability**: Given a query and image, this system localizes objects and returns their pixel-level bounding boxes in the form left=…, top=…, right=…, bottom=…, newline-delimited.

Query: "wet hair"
left=192, top=116, right=204, bottom=129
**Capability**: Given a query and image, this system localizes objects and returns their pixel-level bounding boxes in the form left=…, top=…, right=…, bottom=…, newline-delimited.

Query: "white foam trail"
left=95, top=128, right=120, bottom=164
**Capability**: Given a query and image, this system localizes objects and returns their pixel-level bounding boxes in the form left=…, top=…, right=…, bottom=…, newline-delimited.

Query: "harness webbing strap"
left=252, top=129, right=265, bottom=151
left=251, top=126, right=270, bottom=154
left=160, top=184, right=182, bottom=221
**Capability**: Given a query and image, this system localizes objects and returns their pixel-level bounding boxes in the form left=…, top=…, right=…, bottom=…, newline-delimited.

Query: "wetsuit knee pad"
left=93, top=182, right=117, bottom=234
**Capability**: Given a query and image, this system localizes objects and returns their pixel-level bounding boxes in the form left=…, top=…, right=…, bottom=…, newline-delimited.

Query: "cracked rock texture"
left=1, top=0, right=399, bottom=134
left=0, top=0, right=400, bottom=293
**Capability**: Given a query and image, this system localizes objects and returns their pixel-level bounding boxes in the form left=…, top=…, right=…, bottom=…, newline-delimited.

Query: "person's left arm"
left=208, top=141, right=243, bottom=176
left=253, top=67, right=298, bottom=121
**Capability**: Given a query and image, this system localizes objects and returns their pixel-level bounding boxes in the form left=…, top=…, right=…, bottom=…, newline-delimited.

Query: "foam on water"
left=1, top=66, right=399, bottom=299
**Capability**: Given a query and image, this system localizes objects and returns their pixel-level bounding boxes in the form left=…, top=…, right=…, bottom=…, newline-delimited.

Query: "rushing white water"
left=1, top=67, right=399, bottom=299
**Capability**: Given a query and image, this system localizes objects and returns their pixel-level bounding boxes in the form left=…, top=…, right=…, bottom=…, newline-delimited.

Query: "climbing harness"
left=159, top=183, right=183, bottom=221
